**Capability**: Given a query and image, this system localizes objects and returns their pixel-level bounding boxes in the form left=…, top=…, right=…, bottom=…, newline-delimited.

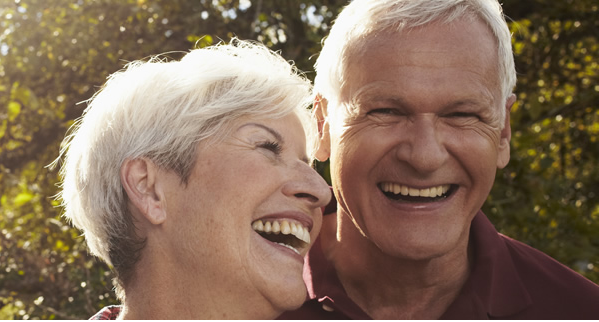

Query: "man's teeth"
left=251, top=219, right=311, bottom=244
left=380, top=183, right=450, bottom=197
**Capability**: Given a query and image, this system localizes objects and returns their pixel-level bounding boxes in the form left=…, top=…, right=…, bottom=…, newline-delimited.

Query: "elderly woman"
left=56, top=40, right=331, bottom=319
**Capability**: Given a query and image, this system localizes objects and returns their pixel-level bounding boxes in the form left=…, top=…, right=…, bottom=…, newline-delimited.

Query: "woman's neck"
left=118, top=248, right=281, bottom=319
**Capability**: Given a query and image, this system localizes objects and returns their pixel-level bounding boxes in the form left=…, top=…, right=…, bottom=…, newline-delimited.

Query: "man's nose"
left=394, top=115, right=449, bottom=174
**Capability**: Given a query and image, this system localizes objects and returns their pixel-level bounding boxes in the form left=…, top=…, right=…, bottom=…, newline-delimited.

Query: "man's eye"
left=258, top=141, right=282, bottom=155
left=447, top=112, right=481, bottom=120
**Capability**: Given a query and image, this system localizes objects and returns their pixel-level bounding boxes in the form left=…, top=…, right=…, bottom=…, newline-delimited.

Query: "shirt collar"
left=444, top=210, right=533, bottom=318
left=303, top=234, right=371, bottom=319
left=305, top=199, right=533, bottom=318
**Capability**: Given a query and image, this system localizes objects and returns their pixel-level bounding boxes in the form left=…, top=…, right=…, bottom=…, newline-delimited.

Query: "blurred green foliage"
left=0, top=0, right=597, bottom=319
left=487, top=0, right=599, bottom=284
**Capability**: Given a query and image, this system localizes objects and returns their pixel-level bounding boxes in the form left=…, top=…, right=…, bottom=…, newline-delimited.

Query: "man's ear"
left=497, top=94, right=516, bottom=169
left=314, top=94, right=331, bottom=162
left=121, top=158, right=167, bottom=225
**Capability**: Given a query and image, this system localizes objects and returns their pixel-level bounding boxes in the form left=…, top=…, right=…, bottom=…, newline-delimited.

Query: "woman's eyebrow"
left=240, top=122, right=284, bottom=143
left=239, top=122, right=311, bottom=164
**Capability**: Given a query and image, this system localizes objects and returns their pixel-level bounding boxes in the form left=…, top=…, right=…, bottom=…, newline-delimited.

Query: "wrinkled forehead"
left=339, top=18, right=501, bottom=103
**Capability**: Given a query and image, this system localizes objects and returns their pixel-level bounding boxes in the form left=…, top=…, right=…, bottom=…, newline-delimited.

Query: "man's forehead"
left=346, top=18, right=499, bottom=75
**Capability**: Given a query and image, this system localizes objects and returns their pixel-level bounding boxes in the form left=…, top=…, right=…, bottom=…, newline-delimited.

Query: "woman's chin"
left=267, top=284, right=308, bottom=315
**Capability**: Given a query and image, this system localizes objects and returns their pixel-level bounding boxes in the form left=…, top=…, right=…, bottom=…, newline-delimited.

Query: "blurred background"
left=0, top=0, right=597, bottom=319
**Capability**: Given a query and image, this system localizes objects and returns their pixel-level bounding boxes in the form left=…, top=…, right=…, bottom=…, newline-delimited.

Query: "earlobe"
left=121, top=158, right=168, bottom=225
left=314, top=95, right=331, bottom=162
left=497, top=94, right=516, bottom=169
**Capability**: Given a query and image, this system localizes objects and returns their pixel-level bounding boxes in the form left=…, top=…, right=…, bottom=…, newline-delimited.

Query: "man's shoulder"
left=458, top=212, right=599, bottom=319
left=500, top=233, right=599, bottom=291
left=496, top=233, right=599, bottom=317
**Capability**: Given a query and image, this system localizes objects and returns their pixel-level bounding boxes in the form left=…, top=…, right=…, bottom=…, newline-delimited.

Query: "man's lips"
left=379, top=182, right=457, bottom=202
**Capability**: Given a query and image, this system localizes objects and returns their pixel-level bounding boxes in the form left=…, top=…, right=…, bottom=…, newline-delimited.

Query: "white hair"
left=55, top=39, right=314, bottom=288
left=315, top=0, right=516, bottom=124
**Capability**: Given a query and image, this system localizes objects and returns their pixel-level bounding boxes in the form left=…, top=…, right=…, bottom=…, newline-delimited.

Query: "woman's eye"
left=367, top=108, right=398, bottom=115
left=258, top=141, right=282, bottom=155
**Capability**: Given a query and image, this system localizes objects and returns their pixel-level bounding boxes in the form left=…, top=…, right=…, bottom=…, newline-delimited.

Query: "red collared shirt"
left=279, top=210, right=599, bottom=319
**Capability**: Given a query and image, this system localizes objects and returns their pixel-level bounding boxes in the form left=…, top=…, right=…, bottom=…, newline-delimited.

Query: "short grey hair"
left=315, top=0, right=516, bottom=123
left=56, top=39, right=313, bottom=294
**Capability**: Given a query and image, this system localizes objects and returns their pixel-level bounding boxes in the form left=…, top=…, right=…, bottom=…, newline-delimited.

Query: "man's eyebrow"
left=359, top=94, right=491, bottom=110
left=353, top=93, right=412, bottom=110
left=351, top=86, right=409, bottom=106
left=371, top=96, right=410, bottom=107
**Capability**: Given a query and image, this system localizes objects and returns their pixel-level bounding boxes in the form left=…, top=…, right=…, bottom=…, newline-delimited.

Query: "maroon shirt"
left=279, top=209, right=599, bottom=319
left=90, top=305, right=121, bottom=320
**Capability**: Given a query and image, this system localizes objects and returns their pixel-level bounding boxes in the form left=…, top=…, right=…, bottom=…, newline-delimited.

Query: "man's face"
left=324, top=18, right=512, bottom=260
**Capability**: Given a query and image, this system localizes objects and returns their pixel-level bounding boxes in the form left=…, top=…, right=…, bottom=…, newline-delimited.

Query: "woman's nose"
left=283, top=163, right=332, bottom=209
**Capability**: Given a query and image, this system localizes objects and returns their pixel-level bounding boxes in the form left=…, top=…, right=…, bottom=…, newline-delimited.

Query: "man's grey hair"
left=315, top=0, right=516, bottom=124
left=55, top=39, right=314, bottom=298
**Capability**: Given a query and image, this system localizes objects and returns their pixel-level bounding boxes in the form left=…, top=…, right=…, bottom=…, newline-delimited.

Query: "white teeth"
left=252, top=219, right=311, bottom=244
left=272, top=221, right=280, bottom=235
left=275, top=242, right=300, bottom=255
left=401, top=185, right=409, bottom=195
left=409, top=187, right=419, bottom=196
left=302, top=227, right=311, bottom=244
left=380, top=183, right=451, bottom=198
left=281, top=221, right=290, bottom=235
left=251, top=220, right=264, bottom=231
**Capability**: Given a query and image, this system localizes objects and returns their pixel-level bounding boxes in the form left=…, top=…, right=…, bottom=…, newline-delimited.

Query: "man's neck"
left=321, top=212, right=472, bottom=319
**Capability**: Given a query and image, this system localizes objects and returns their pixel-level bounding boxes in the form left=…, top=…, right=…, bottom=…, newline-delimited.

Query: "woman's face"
left=160, top=112, right=331, bottom=317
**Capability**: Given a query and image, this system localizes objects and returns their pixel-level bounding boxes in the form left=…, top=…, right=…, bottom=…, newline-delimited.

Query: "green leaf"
left=13, top=192, right=33, bottom=207
left=0, top=303, right=18, bottom=319
left=7, top=101, right=21, bottom=121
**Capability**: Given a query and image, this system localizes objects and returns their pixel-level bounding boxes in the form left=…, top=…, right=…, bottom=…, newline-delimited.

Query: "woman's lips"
left=252, top=218, right=311, bottom=255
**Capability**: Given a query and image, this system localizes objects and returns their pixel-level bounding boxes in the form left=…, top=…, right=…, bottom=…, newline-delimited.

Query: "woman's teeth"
left=275, top=242, right=301, bottom=255
left=380, top=183, right=451, bottom=198
left=252, top=219, right=311, bottom=244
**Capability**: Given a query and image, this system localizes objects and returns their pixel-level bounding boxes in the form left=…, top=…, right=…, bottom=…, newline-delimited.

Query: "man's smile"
left=379, top=182, right=457, bottom=202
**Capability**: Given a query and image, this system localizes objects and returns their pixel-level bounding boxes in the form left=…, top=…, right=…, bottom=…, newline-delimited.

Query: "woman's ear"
left=121, top=158, right=168, bottom=225
left=314, top=95, right=331, bottom=162
left=497, top=94, right=516, bottom=169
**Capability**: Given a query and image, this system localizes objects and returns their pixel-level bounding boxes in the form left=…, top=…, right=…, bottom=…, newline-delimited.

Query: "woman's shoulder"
left=89, top=305, right=122, bottom=320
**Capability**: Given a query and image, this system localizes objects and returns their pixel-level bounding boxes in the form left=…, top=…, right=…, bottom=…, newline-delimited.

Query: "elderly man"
left=279, top=0, right=599, bottom=319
